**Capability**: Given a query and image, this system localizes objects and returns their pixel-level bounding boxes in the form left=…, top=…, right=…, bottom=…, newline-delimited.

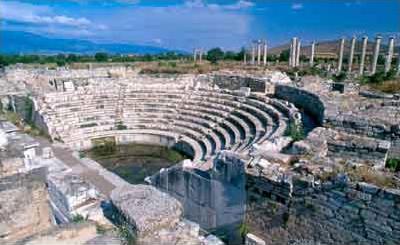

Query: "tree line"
left=0, top=47, right=293, bottom=67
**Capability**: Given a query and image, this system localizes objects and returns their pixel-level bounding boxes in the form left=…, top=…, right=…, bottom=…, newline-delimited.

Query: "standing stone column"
left=397, top=52, right=400, bottom=76
left=348, top=36, right=356, bottom=73
left=359, top=36, right=368, bottom=75
left=371, top=35, right=382, bottom=75
left=296, top=40, right=301, bottom=67
left=199, top=49, right=203, bottom=64
left=263, top=40, right=268, bottom=66
left=243, top=49, right=247, bottom=65
left=251, top=43, right=256, bottom=65
left=289, top=37, right=298, bottom=68
left=385, top=37, right=395, bottom=73
left=289, top=41, right=293, bottom=67
left=337, top=38, right=345, bottom=73
left=193, top=49, right=197, bottom=62
left=257, top=40, right=262, bottom=65
left=310, top=41, right=316, bottom=67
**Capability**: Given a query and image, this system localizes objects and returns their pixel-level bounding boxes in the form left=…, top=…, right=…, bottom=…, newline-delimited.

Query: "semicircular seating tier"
left=36, top=83, right=300, bottom=164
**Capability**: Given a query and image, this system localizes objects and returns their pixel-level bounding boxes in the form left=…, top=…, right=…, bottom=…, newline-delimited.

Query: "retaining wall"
left=246, top=173, right=400, bottom=245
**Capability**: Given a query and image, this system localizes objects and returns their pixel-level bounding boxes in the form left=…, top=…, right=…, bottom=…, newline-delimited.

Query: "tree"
left=206, top=48, right=224, bottom=64
left=66, top=54, right=78, bottom=63
left=224, top=51, right=237, bottom=61
left=279, top=49, right=290, bottom=62
left=0, top=55, right=9, bottom=67
left=95, top=52, right=108, bottom=62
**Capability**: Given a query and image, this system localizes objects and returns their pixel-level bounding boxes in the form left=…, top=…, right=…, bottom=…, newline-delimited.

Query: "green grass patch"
left=285, top=123, right=305, bottom=142
left=386, top=158, right=400, bottom=172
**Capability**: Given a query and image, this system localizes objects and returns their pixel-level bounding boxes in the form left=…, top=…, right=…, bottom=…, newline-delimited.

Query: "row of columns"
left=247, top=40, right=268, bottom=66
left=289, top=37, right=301, bottom=68
left=290, top=35, right=399, bottom=75
left=335, top=35, right=399, bottom=75
left=193, top=49, right=203, bottom=63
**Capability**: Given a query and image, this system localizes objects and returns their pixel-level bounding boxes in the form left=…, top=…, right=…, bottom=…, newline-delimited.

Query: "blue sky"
left=1, top=0, right=399, bottom=51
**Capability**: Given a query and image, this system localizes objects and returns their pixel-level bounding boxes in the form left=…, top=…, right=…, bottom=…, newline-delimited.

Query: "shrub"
left=286, top=123, right=305, bottom=141
left=96, top=223, right=108, bottom=235
left=116, top=122, right=128, bottom=130
left=115, top=221, right=136, bottom=245
left=368, top=71, right=386, bottom=84
left=71, top=214, right=86, bottom=223
left=238, top=222, right=250, bottom=238
left=333, top=72, right=347, bottom=83
left=92, top=141, right=117, bottom=157
left=386, top=158, right=400, bottom=172
left=360, top=70, right=397, bottom=86
left=79, top=151, right=86, bottom=159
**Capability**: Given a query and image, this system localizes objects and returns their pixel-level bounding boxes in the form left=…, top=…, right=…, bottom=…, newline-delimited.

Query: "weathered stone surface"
left=110, top=184, right=182, bottom=238
left=19, top=222, right=119, bottom=245
left=0, top=168, right=53, bottom=243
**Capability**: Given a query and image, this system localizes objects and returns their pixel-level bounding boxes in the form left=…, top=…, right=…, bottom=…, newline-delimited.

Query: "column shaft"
left=348, top=36, right=356, bottom=73
left=257, top=41, right=262, bottom=65
left=263, top=41, right=268, bottom=66
left=359, top=36, right=368, bottom=75
left=385, top=37, right=395, bottom=73
left=310, top=41, right=315, bottom=67
left=296, top=40, right=301, bottom=67
left=397, top=53, right=400, bottom=76
left=251, top=43, right=256, bottom=65
left=338, top=38, right=345, bottom=73
left=290, top=37, right=298, bottom=68
left=371, top=35, right=382, bottom=75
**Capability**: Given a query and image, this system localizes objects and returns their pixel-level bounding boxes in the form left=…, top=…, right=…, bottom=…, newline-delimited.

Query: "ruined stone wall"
left=0, top=167, right=54, bottom=243
left=8, top=95, right=35, bottom=123
left=324, top=114, right=400, bottom=141
left=246, top=174, right=400, bottom=245
left=213, top=75, right=267, bottom=93
left=274, top=85, right=325, bottom=125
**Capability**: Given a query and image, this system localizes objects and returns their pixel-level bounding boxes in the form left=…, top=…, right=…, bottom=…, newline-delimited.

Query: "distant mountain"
left=0, top=31, right=175, bottom=55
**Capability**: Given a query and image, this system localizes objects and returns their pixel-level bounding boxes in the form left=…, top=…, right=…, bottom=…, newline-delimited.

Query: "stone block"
left=110, top=184, right=182, bottom=238
left=245, top=233, right=265, bottom=245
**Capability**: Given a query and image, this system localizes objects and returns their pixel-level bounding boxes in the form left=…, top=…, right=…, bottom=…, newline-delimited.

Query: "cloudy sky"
left=1, top=0, right=399, bottom=51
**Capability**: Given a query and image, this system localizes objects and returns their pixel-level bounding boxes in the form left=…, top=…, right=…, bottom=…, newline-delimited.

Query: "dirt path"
left=35, top=137, right=116, bottom=197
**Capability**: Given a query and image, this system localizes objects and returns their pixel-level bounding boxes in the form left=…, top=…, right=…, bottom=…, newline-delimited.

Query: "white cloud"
left=291, top=3, right=303, bottom=10
left=152, top=38, right=163, bottom=45
left=224, top=1, right=255, bottom=10
left=93, top=1, right=253, bottom=50
left=0, top=1, right=102, bottom=28
left=344, top=1, right=362, bottom=7
left=185, top=0, right=254, bottom=11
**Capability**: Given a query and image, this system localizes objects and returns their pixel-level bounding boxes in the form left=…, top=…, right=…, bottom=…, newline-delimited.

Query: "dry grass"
left=370, top=79, right=400, bottom=94
left=346, top=166, right=397, bottom=188
left=317, top=165, right=397, bottom=188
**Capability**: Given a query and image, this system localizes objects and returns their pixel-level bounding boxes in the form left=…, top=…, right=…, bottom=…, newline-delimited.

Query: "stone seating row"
left=39, top=88, right=296, bottom=162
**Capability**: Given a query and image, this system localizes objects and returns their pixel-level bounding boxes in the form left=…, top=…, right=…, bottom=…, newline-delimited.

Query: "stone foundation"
left=246, top=173, right=400, bottom=245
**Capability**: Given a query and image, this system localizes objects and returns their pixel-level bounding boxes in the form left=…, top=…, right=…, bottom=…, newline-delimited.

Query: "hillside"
left=0, top=31, right=174, bottom=55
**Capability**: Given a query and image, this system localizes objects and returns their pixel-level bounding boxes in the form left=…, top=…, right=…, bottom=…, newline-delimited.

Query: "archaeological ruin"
left=1, top=35, right=400, bottom=245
